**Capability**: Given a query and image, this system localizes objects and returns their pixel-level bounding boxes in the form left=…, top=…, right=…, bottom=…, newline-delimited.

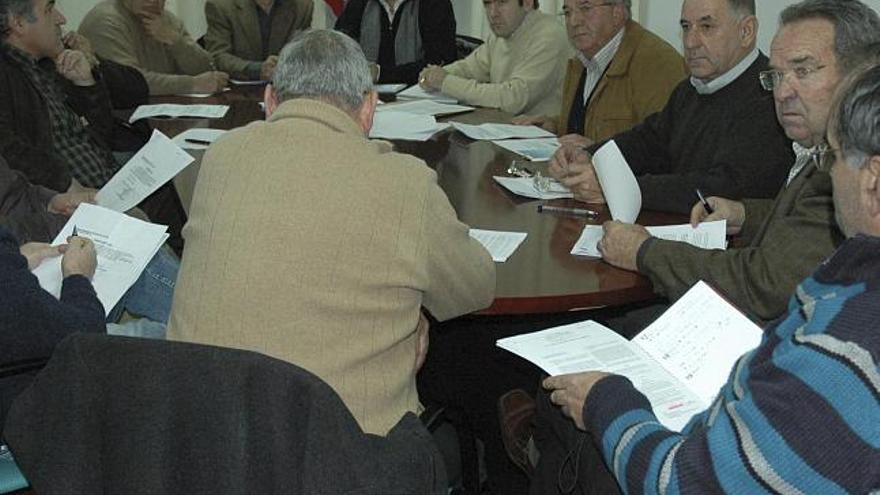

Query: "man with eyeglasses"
left=513, top=0, right=684, bottom=143
left=548, top=0, right=794, bottom=215
left=596, top=0, right=879, bottom=327
left=417, top=0, right=569, bottom=116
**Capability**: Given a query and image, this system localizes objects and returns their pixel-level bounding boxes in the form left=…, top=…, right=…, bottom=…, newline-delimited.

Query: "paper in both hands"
left=571, top=220, right=727, bottom=257
left=592, top=140, right=641, bottom=223
left=369, top=111, right=450, bottom=141
left=493, top=176, right=573, bottom=200
left=128, top=104, right=230, bottom=123
left=32, top=204, right=170, bottom=316
left=469, top=229, right=528, bottom=262
left=376, top=100, right=475, bottom=117
left=96, top=130, right=195, bottom=213
left=172, top=128, right=228, bottom=150
left=450, top=122, right=554, bottom=141
left=492, top=138, right=560, bottom=162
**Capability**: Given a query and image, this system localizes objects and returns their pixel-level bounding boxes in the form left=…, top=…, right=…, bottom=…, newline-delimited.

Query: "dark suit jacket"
left=0, top=155, right=67, bottom=244
left=204, top=0, right=314, bottom=79
left=4, top=334, right=447, bottom=494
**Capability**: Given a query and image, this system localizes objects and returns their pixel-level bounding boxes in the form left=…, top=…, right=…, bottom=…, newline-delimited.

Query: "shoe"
left=498, top=388, right=537, bottom=477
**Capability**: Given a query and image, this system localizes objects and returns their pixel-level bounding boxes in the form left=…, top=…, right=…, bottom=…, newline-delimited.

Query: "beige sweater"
left=168, top=99, right=496, bottom=435
left=441, top=10, right=569, bottom=116
left=79, top=0, right=213, bottom=95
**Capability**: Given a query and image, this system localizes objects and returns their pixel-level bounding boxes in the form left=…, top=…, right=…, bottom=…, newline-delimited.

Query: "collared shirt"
left=377, top=0, right=401, bottom=22
left=576, top=27, right=625, bottom=107
left=5, top=47, right=115, bottom=189
left=255, top=0, right=279, bottom=59
left=690, top=48, right=759, bottom=95
left=787, top=142, right=817, bottom=186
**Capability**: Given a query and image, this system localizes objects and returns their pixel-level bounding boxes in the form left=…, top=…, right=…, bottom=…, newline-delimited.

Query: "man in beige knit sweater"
left=418, top=0, right=568, bottom=116
left=80, top=0, right=228, bottom=95
left=168, top=30, right=496, bottom=436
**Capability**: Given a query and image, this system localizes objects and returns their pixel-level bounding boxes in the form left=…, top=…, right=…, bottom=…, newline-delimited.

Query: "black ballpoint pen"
left=185, top=138, right=213, bottom=146
left=696, top=189, right=714, bottom=214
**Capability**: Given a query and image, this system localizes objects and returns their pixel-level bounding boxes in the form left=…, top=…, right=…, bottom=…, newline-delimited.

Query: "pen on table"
left=185, top=138, right=213, bottom=146
left=537, top=205, right=599, bottom=218
left=696, top=188, right=714, bottom=214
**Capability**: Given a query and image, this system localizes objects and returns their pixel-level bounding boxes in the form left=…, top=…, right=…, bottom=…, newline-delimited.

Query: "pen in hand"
left=696, top=189, right=714, bottom=215
left=185, top=138, right=213, bottom=146
left=537, top=204, right=599, bottom=218
left=72, top=225, right=79, bottom=237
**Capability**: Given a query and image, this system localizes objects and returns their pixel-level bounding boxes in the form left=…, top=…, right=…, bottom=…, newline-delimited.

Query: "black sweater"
left=335, top=0, right=457, bottom=85
left=592, top=54, right=793, bottom=214
left=0, top=227, right=104, bottom=428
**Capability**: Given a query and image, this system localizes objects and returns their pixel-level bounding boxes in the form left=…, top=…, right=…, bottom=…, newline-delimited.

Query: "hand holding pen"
left=689, top=192, right=747, bottom=235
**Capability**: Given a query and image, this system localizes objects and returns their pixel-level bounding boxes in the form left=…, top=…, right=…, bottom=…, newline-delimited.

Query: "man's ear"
left=739, top=15, right=758, bottom=48
left=862, top=155, right=880, bottom=220
left=358, top=91, right=379, bottom=135
left=264, top=84, right=279, bottom=118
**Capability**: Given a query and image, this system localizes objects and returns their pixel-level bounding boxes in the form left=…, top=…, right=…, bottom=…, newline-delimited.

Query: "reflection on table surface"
left=147, top=87, right=684, bottom=315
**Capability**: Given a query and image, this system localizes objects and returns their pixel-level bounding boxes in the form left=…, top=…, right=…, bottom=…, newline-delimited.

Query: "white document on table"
left=570, top=220, right=727, bottom=257
left=493, top=138, right=560, bottom=161
left=469, top=229, right=528, bottom=262
left=32, top=204, right=169, bottom=316
left=96, top=130, right=195, bottom=213
left=376, top=100, right=474, bottom=117
left=497, top=281, right=762, bottom=431
left=593, top=140, right=641, bottom=223
left=374, top=83, right=408, bottom=93
left=176, top=87, right=231, bottom=98
left=171, top=128, right=228, bottom=150
left=398, top=84, right=459, bottom=103
left=493, top=176, right=573, bottom=200
left=451, top=122, right=554, bottom=141
left=129, top=104, right=230, bottom=123
left=369, top=111, right=450, bottom=141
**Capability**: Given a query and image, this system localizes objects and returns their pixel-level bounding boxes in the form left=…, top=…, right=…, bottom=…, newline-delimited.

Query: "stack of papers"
left=493, top=138, right=560, bottom=161
left=33, top=204, right=170, bottom=316
left=369, top=111, right=450, bottom=141
left=450, top=123, right=554, bottom=141
left=593, top=140, right=641, bottom=223
left=497, top=281, right=762, bottom=431
left=570, top=220, right=727, bottom=257
left=398, top=84, right=458, bottom=104
left=469, top=229, right=528, bottom=262
left=129, top=104, right=230, bottom=123
left=171, top=128, right=228, bottom=150
left=493, top=176, right=573, bottom=200
left=374, top=83, right=408, bottom=93
left=96, top=130, right=195, bottom=213
left=376, top=100, right=475, bottom=117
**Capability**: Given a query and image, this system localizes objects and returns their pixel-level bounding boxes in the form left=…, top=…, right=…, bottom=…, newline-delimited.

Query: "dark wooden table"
left=149, top=87, right=682, bottom=315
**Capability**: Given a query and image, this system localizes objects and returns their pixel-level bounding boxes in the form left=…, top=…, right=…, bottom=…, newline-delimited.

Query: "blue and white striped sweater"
left=585, top=235, right=880, bottom=494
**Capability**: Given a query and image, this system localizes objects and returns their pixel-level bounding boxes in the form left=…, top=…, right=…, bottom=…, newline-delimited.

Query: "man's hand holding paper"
left=48, top=190, right=97, bottom=217
left=548, top=145, right=606, bottom=204
left=598, top=221, right=651, bottom=271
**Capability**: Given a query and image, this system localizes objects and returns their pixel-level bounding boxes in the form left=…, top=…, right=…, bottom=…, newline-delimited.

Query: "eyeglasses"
left=811, top=144, right=838, bottom=172
left=507, top=161, right=568, bottom=194
left=559, top=1, right=616, bottom=19
left=759, top=64, right=827, bottom=91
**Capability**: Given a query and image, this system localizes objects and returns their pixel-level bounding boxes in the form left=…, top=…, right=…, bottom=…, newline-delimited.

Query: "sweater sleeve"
left=165, top=13, right=215, bottom=76
left=379, top=0, right=457, bottom=84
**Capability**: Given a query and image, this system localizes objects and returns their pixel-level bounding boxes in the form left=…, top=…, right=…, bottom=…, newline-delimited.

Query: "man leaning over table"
left=597, top=0, right=879, bottom=327
left=80, top=0, right=228, bottom=96
left=203, top=0, right=314, bottom=82
left=513, top=0, right=685, bottom=144
left=417, top=0, right=569, bottom=116
left=527, top=50, right=880, bottom=495
left=549, top=0, right=794, bottom=214
left=168, top=29, right=496, bottom=436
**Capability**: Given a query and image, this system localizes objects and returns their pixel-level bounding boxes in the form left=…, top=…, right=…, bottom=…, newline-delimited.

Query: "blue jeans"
left=107, top=246, right=179, bottom=324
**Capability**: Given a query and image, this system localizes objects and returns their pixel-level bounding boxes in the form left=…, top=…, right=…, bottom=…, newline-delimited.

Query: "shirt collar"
left=576, top=26, right=625, bottom=72
left=377, top=0, right=400, bottom=22
left=690, top=48, right=759, bottom=95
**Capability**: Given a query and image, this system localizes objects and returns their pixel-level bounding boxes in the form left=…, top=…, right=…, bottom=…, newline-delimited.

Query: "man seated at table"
left=596, top=0, right=880, bottom=326
left=549, top=0, right=793, bottom=213
left=416, top=0, right=568, bottom=116
left=203, top=0, right=314, bottom=82
left=335, top=0, right=457, bottom=85
left=513, top=0, right=685, bottom=143
left=168, top=29, right=496, bottom=436
left=530, top=54, right=880, bottom=495
left=79, top=0, right=229, bottom=95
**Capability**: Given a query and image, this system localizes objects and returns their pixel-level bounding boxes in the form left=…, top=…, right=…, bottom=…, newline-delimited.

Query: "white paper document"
left=593, top=140, right=641, bottom=223
left=176, top=87, right=231, bottom=98
left=493, top=176, right=573, bottom=200
left=96, top=130, right=195, bottom=213
left=369, top=111, right=450, bottom=141
left=397, top=84, right=459, bottom=103
left=469, top=229, right=528, bottom=262
left=496, top=281, right=762, bottom=431
left=570, top=220, right=727, bottom=257
left=451, top=122, right=554, bottom=141
left=32, top=204, right=170, bottom=316
left=171, top=128, right=228, bottom=150
left=374, top=83, right=408, bottom=93
left=129, top=104, right=230, bottom=123
left=376, top=100, right=475, bottom=117
left=493, top=138, right=560, bottom=161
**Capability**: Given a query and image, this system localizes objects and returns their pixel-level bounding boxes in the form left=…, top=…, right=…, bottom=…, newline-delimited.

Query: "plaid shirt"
left=6, top=47, right=117, bottom=188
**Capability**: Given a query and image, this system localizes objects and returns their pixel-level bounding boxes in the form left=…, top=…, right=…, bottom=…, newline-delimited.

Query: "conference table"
left=148, top=85, right=683, bottom=316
